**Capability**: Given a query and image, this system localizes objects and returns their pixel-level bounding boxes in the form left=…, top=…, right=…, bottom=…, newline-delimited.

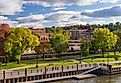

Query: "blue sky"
left=0, top=0, right=121, bottom=28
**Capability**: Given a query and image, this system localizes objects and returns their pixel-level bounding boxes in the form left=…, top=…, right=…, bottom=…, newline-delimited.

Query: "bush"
left=114, top=55, right=119, bottom=61
left=82, top=48, right=89, bottom=56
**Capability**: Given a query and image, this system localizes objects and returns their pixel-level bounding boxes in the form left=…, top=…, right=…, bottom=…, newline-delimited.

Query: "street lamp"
left=36, top=53, right=39, bottom=68
left=107, top=52, right=110, bottom=64
left=80, top=48, right=82, bottom=64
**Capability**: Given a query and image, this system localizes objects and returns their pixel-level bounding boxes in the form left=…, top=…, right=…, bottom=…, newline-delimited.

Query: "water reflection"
left=48, top=74, right=121, bottom=83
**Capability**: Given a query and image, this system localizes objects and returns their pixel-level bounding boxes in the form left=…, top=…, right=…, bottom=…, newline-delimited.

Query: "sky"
left=0, top=0, right=121, bottom=28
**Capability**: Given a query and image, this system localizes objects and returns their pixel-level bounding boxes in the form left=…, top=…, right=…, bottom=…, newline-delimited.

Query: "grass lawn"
left=82, top=58, right=115, bottom=63
left=82, top=52, right=121, bottom=63
left=1, top=52, right=121, bottom=70
left=0, top=58, right=79, bottom=70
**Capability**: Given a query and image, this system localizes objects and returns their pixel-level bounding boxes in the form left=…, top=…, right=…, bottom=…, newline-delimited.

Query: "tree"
left=92, top=28, right=118, bottom=57
left=113, top=29, right=121, bottom=52
left=0, top=24, right=10, bottom=64
left=80, top=42, right=90, bottom=57
left=4, top=27, right=39, bottom=64
left=80, top=34, right=91, bottom=57
left=34, top=42, right=51, bottom=60
left=50, top=28, right=70, bottom=60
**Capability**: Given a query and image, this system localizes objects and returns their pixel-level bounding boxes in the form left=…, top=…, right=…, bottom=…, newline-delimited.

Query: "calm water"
left=48, top=74, right=121, bottom=83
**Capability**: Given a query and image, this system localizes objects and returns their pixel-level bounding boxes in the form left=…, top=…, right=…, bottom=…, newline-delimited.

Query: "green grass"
left=1, top=52, right=121, bottom=70
left=0, top=62, right=28, bottom=70
left=0, top=58, right=79, bottom=70
left=82, top=58, right=115, bottom=63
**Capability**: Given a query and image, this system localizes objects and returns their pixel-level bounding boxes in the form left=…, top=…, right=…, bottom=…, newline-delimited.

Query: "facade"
left=24, top=28, right=50, bottom=54
left=64, top=26, right=93, bottom=51
left=30, top=28, right=50, bottom=43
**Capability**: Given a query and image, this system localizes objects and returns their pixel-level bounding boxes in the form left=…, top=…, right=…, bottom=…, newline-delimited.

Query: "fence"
left=0, top=63, right=106, bottom=81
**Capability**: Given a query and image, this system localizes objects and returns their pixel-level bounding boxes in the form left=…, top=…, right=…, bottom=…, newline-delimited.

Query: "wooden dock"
left=19, top=74, right=97, bottom=83
left=0, top=63, right=109, bottom=83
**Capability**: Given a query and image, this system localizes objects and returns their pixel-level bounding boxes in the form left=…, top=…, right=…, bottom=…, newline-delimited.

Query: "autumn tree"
left=34, top=42, right=51, bottom=60
left=0, top=24, right=10, bottom=64
left=50, top=28, right=71, bottom=60
left=4, top=27, right=39, bottom=64
left=92, top=28, right=118, bottom=57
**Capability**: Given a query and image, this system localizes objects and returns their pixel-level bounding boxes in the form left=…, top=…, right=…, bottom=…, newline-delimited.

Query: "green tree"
left=93, top=28, right=118, bottom=57
left=80, top=34, right=91, bottom=57
left=34, top=42, right=51, bottom=60
left=80, top=42, right=90, bottom=57
left=50, top=28, right=70, bottom=60
left=114, top=29, right=121, bottom=52
left=4, top=27, right=39, bottom=64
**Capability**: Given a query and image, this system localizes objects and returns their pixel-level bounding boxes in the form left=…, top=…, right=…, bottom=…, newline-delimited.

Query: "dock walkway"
left=19, top=74, right=97, bottom=83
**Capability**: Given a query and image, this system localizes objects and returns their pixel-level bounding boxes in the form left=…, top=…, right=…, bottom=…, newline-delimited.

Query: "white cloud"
left=0, top=0, right=23, bottom=15
left=52, top=7, right=66, bottom=11
left=81, top=5, right=121, bottom=17
left=23, top=0, right=119, bottom=7
left=17, top=14, right=45, bottom=23
left=0, top=16, right=8, bottom=20
left=44, top=10, right=85, bottom=26
left=45, top=11, right=81, bottom=22
left=0, top=16, right=18, bottom=26
left=99, top=0, right=118, bottom=3
left=17, top=22, right=44, bottom=28
left=16, top=10, right=84, bottom=27
left=16, top=14, right=45, bottom=28
left=14, top=9, right=121, bottom=28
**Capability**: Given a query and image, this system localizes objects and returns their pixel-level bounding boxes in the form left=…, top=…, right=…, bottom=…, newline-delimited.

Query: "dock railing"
left=0, top=62, right=107, bottom=80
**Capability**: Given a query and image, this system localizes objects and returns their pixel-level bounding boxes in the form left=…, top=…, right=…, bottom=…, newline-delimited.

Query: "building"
left=23, top=28, right=50, bottom=54
left=30, top=28, right=50, bottom=43
left=64, top=26, right=93, bottom=51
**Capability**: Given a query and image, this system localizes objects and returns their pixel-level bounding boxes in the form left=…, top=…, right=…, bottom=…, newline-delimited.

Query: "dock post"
left=3, top=70, right=6, bottom=83
left=77, top=64, right=78, bottom=74
left=61, top=65, right=63, bottom=76
left=25, top=68, right=28, bottom=81
left=44, top=66, right=47, bottom=79
left=16, top=78, right=19, bottom=83
left=8, top=79, right=10, bottom=83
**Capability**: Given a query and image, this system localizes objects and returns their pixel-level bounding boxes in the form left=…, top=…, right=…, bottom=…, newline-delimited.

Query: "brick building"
left=24, top=28, right=50, bottom=54
left=64, top=26, right=93, bottom=51
left=30, top=28, right=50, bottom=43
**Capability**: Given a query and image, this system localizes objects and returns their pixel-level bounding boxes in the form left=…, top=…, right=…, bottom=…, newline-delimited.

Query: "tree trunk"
left=17, top=59, right=20, bottom=64
left=5, top=53, right=8, bottom=65
left=35, top=53, right=39, bottom=68
left=42, top=53, right=45, bottom=60
left=114, top=48, right=116, bottom=56
left=58, top=53, right=60, bottom=61
left=102, top=48, right=105, bottom=58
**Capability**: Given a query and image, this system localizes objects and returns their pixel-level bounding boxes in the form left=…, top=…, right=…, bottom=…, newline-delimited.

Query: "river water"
left=48, top=74, right=121, bottom=83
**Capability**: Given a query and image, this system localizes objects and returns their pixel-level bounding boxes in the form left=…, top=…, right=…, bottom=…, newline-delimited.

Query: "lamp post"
left=36, top=53, right=39, bottom=68
left=80, top=48, right=82, bottom=64
left=107, top=52, right=110, bottom=65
